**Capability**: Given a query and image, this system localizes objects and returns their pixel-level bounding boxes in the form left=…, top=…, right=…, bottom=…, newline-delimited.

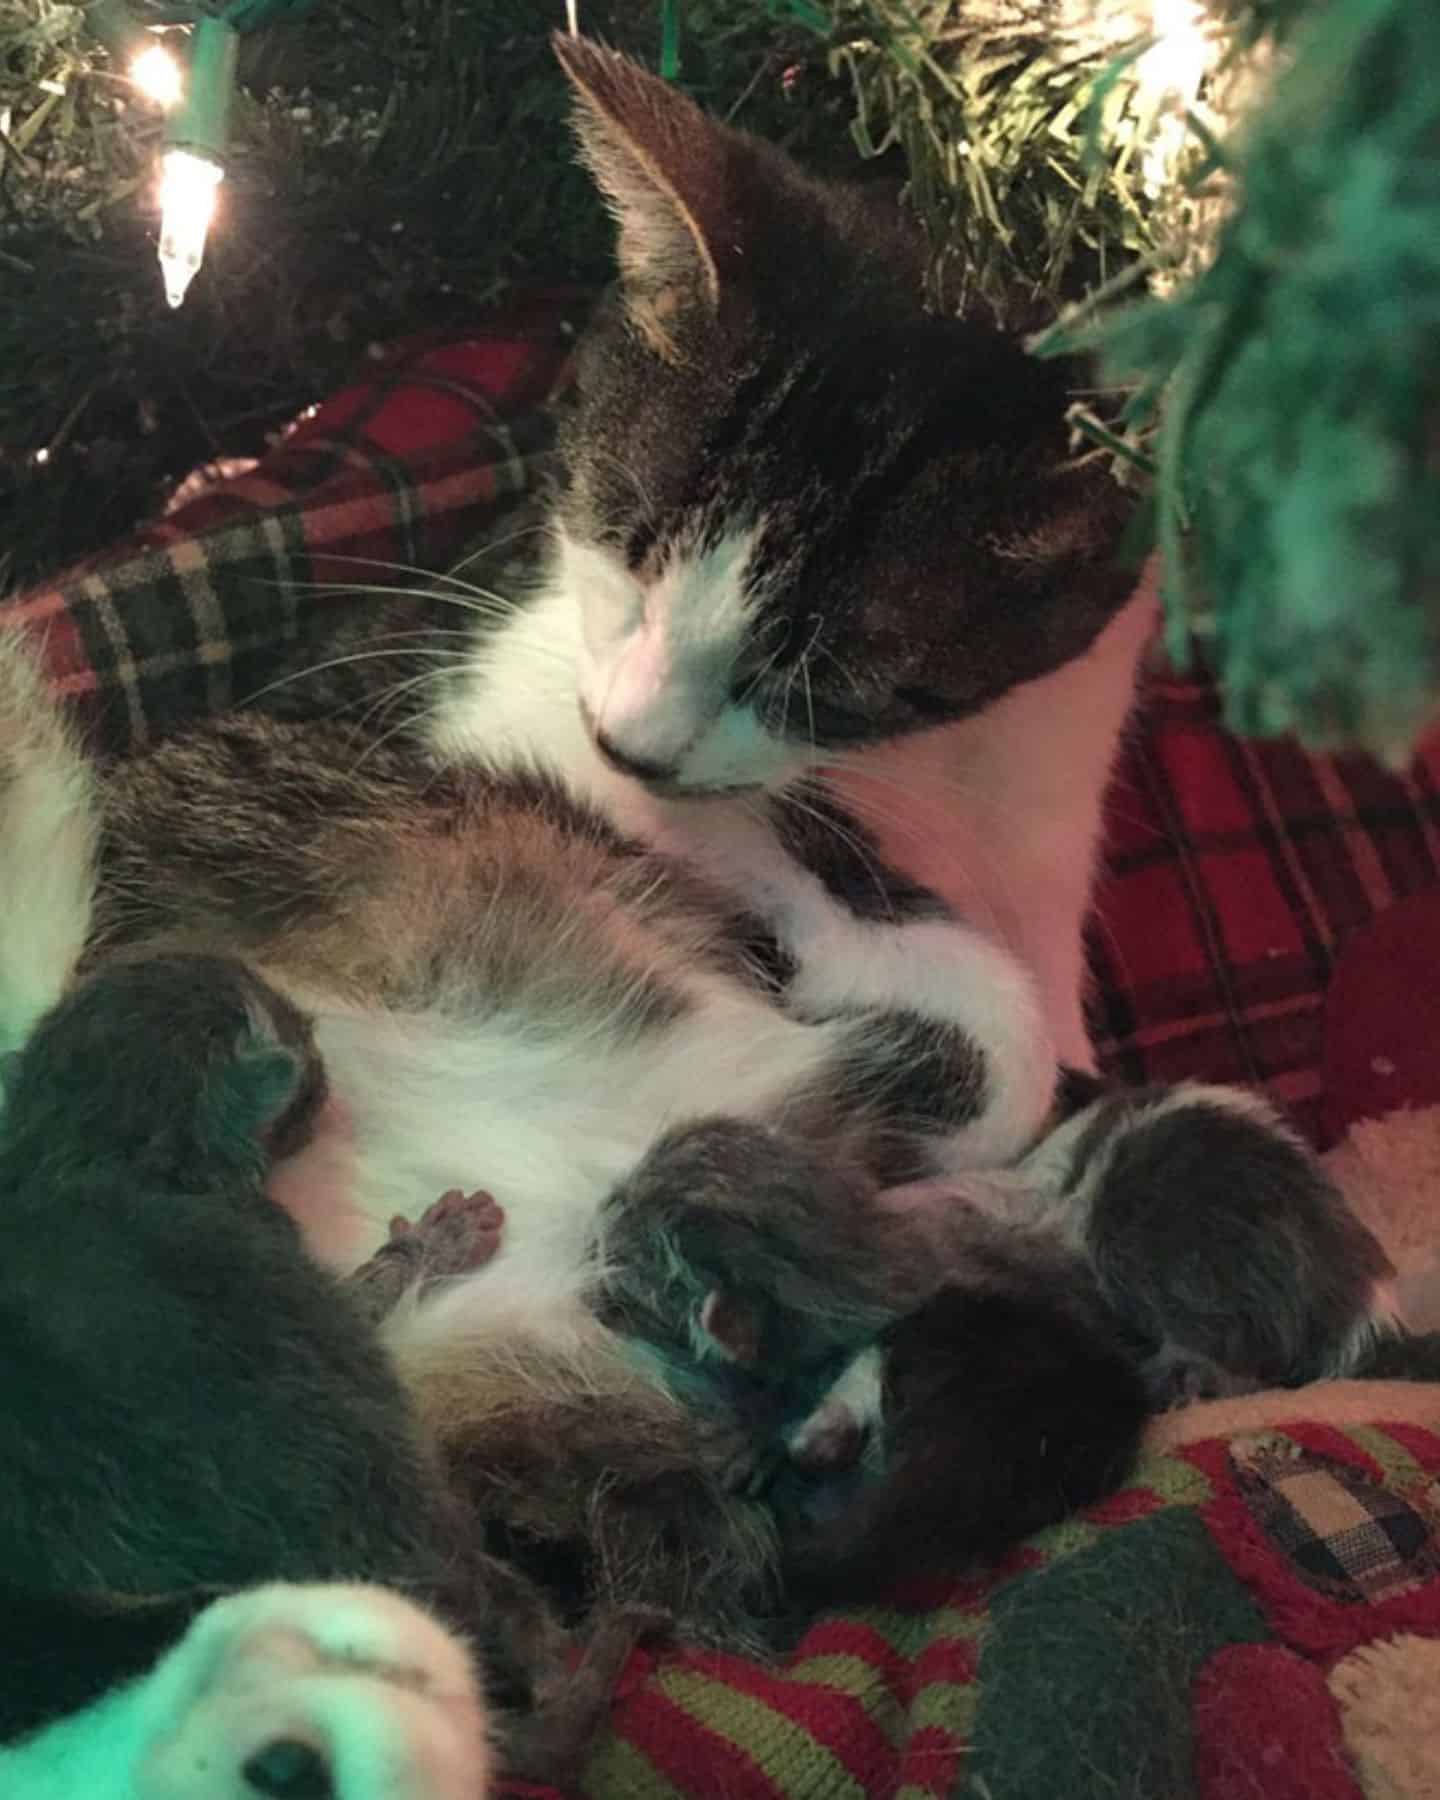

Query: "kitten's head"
left=553, top=36, right=1140, bottom=796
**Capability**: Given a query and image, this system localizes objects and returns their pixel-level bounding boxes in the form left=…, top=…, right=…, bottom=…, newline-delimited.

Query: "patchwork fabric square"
left=1231, top=1433, right=1440, bottom=1606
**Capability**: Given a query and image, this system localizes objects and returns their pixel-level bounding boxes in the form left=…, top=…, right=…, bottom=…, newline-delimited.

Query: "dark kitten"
left=0, top=954, right=437, bottom=1614
left=0, top=953, right=633, bottom=1794
left=596, top=1118, right=1148, bottom=1604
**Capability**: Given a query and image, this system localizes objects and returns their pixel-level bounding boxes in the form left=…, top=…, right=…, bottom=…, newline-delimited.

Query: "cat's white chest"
left=829, top=584, right=1158, bottom=1066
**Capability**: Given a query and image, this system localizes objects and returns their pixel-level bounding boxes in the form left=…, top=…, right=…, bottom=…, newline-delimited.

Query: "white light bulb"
left=130, top=42, right=184, bottom=109
left=157, top=148, right=223, bottom=309
left=1136, top=0, right=1212, bottom=194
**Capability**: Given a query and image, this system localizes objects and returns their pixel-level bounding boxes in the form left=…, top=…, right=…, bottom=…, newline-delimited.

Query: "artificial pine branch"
left=1071, top=0, right=1440, bottom=758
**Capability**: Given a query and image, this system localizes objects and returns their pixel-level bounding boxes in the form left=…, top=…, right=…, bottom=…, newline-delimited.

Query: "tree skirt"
left=7, top=296, right=1440, bottom=1800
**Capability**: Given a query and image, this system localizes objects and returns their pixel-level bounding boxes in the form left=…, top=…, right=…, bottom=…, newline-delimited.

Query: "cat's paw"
left=136, top=1584, right=491, bottom=1800
left=787, top=917, right=1057, bottom=1167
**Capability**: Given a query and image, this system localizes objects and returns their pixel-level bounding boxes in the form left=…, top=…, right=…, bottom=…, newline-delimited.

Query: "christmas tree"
left=1, top=0, right=1435, bottom=757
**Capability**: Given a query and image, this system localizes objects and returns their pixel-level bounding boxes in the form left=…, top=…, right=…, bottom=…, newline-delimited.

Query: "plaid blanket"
left=8, top=304, right=1440, bottom=1800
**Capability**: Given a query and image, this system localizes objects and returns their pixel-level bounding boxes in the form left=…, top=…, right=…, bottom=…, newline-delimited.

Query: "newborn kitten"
left=0, top=953, right=651, bottom=1798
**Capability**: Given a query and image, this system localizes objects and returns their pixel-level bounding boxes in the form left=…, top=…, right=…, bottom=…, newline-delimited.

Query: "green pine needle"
left=1079, top=0, right=1440, bottom=759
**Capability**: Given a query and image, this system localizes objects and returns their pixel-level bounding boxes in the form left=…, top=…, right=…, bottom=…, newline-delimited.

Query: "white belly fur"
left=272, top=989, right=846, bottom=1312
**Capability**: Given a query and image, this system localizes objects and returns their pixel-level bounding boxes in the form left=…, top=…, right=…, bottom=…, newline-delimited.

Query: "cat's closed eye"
left=894, top=686, right=956, bottom=722
left=754, top=685, right=878, bottom=745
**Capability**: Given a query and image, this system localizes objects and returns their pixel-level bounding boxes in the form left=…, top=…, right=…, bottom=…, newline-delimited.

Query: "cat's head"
left=553, top=36, right=1140, bottom=796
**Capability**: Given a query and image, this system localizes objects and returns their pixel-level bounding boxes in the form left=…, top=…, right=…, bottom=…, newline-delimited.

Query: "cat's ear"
left=553, top=35, right=743, bottom=337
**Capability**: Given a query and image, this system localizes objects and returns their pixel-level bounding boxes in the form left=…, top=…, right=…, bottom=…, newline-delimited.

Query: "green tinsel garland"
left=1077, top=0, right=1440, bottom=761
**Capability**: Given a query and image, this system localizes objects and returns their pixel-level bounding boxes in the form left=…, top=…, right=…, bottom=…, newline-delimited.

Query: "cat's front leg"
left=657, top=791, right=1058, bottom=1170
left=3, top=1585, right=492, bottom=1800
left=796, top=915, right=1056, bottom=1172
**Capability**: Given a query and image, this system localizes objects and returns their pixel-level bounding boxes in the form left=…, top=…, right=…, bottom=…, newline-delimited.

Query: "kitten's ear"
left=553, top=34, right=741, bottom=331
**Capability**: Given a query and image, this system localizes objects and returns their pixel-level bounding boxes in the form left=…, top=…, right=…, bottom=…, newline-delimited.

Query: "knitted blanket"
left=9, top=300, right=1440, bottom=1800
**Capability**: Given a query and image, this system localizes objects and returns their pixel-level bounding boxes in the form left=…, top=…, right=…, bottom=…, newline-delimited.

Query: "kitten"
left=0, top=943, right=670, bottom=1798
left=0, top=946, right=492, bottom=1798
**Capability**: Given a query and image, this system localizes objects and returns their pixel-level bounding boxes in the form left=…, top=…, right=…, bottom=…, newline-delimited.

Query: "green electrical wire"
left=659, top=0, right=680, bottom=78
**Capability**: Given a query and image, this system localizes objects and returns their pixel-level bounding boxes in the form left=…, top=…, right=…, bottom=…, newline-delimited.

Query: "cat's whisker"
left=789, top=777, right=893, bottom=900
left=338, top=663, right=460, bottom=750
left=834, top=753, right=1159, bottom=841
left=808, top=639, right=866, bottom=705
left=832, top=784, right=1004, bottom=927
left=234, top=644, right=468, bottom=712
left=265, top=568, right=545, bottom=630
left=444, top=520, right=552, bottom=567
left=347, top=680, right=457, bottom=771
left=800, top=654, right=817, bottom=756
left=734, top=629, right=789, bottom=709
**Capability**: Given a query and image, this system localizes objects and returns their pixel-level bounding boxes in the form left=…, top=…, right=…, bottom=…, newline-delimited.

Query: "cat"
left=0, top=33, right=1397, bottom=1799
left=425, top=34, right=1153, bottom=1078
left=413, top=36, right=1394, bottom=1396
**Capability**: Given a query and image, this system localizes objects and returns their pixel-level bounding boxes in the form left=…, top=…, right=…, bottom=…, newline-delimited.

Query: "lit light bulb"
left=1135, top=0, right=1212, bottom=194
left=129, top=41, right=184, bottom=109
left=158, top=147, right=223, bottom=309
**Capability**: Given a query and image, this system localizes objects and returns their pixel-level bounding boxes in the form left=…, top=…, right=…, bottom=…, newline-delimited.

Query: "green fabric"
left=961, top=1509, right=1269, bottom=1800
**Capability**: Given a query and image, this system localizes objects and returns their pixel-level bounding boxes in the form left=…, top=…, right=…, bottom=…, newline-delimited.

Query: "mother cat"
left=1, top=35, right=1392, bottom=1800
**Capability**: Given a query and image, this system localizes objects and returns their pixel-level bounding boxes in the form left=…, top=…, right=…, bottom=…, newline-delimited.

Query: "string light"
left=158, top=147, right=224, bottom=307
left=128, top=39, right=184, bottom=109
left=1134, top=0, right=1214, bottom=194
left=156, top=16, right=238, bottom=309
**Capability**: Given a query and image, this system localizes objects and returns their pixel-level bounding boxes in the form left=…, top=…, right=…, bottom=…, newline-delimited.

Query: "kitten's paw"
left=1071, top=1083, right=1396, bottom=1386
left=136, top=1584, right=491, bottom=1800
left=786, top=1399, right=865, bottom=1473
left=786, top=1348, right=883, bottom=1471
left=393, top=1188, right=506, bottom=1276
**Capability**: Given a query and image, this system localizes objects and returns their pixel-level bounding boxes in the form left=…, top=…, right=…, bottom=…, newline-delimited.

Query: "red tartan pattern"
left=1091, top=671, right=1440, bottom=1143
left=3, top=292, right=583, bottom=755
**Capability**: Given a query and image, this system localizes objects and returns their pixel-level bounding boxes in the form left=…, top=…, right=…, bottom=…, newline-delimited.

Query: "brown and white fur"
left=0, top=37, right=1398, bottom=1800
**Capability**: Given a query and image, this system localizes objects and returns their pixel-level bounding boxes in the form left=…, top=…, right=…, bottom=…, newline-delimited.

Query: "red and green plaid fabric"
left=7, top=299, right=1440, bottom=1800
left=1091, top=691, right=1440, bottom=1145
left=3, top=292, right=581, bottom=757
